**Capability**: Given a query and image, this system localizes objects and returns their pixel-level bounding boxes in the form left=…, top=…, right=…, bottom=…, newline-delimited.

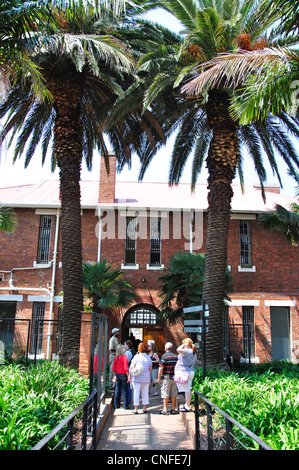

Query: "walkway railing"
left=194, top=391, right=273, bottom=451
left=31, top=390, right=98, bottom=450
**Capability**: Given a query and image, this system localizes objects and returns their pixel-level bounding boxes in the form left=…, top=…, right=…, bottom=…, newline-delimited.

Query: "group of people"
left=109, top=328, right=196, bottom=415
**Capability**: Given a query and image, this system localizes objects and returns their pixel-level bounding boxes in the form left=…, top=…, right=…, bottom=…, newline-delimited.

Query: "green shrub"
left=0, top=361, right=89, bottom=450
left=192, top=361, right=299, bottom=450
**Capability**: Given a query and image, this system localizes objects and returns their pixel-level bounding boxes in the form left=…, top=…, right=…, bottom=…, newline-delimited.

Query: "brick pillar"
left=98, top=154, right=116, bottom=203
left=79, top=311, right=92, bottom=376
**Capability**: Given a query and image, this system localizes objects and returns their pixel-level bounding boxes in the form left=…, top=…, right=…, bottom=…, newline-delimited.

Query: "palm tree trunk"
left=203, top=89, right=239, bottom=367
left=49, top=67, right=84, bottom=369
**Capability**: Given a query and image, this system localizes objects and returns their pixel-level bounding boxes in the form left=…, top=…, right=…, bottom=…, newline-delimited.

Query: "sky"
left=0, top=9, right=297, bottom=197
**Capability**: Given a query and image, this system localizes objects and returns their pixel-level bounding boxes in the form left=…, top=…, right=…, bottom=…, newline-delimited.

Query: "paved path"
left=97, top=393, right=194, bottom=451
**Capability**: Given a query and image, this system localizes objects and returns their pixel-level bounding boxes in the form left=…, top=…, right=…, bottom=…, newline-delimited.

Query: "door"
left=270, top=307, right=290, bottom=361
left=143, top=327, right=164, bottom=356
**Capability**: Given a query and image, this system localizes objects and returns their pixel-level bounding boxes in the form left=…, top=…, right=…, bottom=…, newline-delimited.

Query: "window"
left=124, top=216, right=137, bottom=265
left=242, top=306, right=255, bottom=358
left=37, top=215, right=52, bottom=263
left=30, top=302, right=45, bottom=355
left=125, top=305, right=157, bottom=325
left=240, top=220, right=252, bottom=267
left=149, top=217, right=161, bottom=265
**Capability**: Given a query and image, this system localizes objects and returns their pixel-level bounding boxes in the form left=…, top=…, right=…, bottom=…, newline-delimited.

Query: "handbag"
left=130, top=361, right=144, bottom=377
left=174, top=369, right=190, bottom=384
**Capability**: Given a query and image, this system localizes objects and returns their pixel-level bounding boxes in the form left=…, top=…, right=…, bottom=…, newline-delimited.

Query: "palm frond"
left=0, top=205, right=17, bottom=232
left=258, top=204, right=299, bottom=245
left=181, top=47, right=296, bottom=98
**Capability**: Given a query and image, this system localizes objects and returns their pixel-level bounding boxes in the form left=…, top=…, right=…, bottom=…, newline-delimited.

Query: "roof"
left=0, top=179, right=296, bottom=213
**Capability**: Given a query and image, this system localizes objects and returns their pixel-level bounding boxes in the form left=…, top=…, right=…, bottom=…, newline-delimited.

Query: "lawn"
left=192, top=361, right=299, bottom=450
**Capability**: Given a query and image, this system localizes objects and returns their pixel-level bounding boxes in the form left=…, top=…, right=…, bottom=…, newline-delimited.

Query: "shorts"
left=160, top=377, right=177, bottom=399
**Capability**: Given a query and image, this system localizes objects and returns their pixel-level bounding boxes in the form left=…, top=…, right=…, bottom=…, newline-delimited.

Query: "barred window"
left=37, top=215, right=52, bottom=263
left=124, top=216, right=137, bottom=265
left=30, top=302, right=45, bottom=355
left=149, top=217, right=161, bottom=265
left=126, top=305, right=157, bottom=325
left=240, top=220, right=252, bottom=267
left=242, top=306, right=255, bottom=358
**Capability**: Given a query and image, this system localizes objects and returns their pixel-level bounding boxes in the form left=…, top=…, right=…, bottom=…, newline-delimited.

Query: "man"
left=158, top=342, right=178, bottom=415
left=109, top=328, right=120, bottom=386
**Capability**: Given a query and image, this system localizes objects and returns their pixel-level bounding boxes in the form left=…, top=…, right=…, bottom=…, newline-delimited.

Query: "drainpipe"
left=3, top=264, right=52, bottom=292
left=46, top=209, right=60, bottom=359
left=97, top=208, right=102, bottom=262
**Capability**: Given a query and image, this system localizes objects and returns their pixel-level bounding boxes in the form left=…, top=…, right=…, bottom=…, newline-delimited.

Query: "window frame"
left=242, top=305, right=255, bottom=358
left=239, top=220, right=252, bottom=268
left=149, top=216, right=162, bottom=266
left=37, top=215, right=52, bottom=264
left=30, top=302, right=46, bottom=355
left=124, top=216, right=137, bottom=266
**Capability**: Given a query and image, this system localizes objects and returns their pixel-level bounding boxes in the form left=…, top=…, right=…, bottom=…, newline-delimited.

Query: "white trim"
left=231, top=213, right=256, bottom=220
left=54, top=296, right=63, bottom=303
left=35, top=209, right=59, bottom=215
left=121, top=264, right=139, bottom=270
left=28, top=353, right=44, bottom=360
left=225, top=299, right=260, bottom=306
left=238, top=266, right=256, bottom=272
left=146, top=264, right=164, bottom=270
left=265, top=300, right=296, bottom=307
left=119, top=210, right=168, bottom=217
left=33, top=261, right=51, bottom=268
left=28, top=295, right=50, bottom=302
left=0, top=295, right=23, bottom=301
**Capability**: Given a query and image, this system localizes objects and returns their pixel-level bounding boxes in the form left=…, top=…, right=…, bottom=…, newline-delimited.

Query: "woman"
left=129, top=342, right=152, bottom=414
left=148, top=343, right=160, bottom=396
left=109, top=328, right=120, bottom=386
left=113, top=344, right=129, bottom=410
left=175, top=338, right=196, bottom=412
left=124, top=339, right=135, bottom=406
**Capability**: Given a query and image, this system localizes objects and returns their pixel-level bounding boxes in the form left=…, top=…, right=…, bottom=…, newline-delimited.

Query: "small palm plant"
left=158, top=252, right=232, bottom=324
left=82, top=260, right=135, bottom=313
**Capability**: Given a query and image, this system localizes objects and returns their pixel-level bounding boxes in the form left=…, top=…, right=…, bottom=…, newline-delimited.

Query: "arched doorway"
left=122, top=304, right=165, bottom=355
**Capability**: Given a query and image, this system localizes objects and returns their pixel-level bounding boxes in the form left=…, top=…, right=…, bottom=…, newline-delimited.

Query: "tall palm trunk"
left=48, top=66, right=84, bottom=369
left=203, top=89, right=239, bottom=366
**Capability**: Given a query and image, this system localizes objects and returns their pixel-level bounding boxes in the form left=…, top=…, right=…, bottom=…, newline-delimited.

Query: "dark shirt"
left=160, top=351, right=178, bottom=379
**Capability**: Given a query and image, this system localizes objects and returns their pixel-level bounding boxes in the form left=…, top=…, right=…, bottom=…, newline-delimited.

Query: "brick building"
left=0, top=155, right=298, bottom=373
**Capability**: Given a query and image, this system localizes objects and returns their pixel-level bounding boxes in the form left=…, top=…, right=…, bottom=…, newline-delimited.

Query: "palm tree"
left=0, top=0, right=128, bottom=100
left=133, top=0, right=299, bottom=365
left=83, top=260, right=135, bottom=313
left=158, top=252, right=232, bottom=324
left=0, top=6, right=137, bottom=369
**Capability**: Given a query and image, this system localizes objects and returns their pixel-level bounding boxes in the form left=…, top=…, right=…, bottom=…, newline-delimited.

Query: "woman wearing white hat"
left=109, top=328, right=120, bottom=386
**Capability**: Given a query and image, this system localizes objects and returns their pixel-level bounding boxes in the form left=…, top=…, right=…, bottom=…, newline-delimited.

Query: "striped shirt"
left=160, top=351, right=178, bottom=379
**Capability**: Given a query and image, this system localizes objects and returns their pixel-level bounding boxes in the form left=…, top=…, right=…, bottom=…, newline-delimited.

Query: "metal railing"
left=194, top=391, right=273, bottom=451
left=31, top=390, right=98, bottom=450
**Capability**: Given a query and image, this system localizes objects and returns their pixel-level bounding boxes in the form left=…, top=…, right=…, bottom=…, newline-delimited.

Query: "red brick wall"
left=0, top=201, right=298, bottom=371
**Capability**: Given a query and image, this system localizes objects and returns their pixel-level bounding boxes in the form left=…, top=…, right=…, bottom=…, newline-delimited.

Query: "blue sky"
left=0, top=8, right=297, bottom=197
